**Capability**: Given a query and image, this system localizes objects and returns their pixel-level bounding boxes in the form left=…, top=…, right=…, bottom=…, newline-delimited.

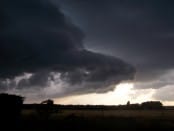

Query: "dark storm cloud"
left=0, top=0, right=135, bottom=95
left=57, top=0, right=174, bottom=88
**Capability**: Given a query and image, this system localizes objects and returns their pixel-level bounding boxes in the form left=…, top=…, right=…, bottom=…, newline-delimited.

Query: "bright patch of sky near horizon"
left=55, top=82, right=173, bottom=106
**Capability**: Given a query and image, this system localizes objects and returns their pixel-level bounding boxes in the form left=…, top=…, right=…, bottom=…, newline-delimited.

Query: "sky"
left=1, top=0, right=174, bottom=105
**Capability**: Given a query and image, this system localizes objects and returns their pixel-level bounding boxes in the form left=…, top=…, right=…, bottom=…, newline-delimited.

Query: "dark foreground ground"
left=20, top=116, right=174, bottom=131
left=1, top=104, right=174, bottom=131
left=17, top=105, right=174, bottom=131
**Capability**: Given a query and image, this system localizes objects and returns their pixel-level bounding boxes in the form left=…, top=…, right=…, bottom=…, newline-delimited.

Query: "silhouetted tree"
left=0, top=93, right=24, bottom=129
left=127, top=101, right=130, bottom=106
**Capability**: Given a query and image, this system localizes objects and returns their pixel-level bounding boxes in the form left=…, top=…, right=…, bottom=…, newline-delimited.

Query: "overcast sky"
left=1, top=0, right=174, bottom=104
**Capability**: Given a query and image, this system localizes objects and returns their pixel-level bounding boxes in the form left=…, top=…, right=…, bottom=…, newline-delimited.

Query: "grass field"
left=21, top=108, right=174, bottom=131
left=22, top=108, right=174, bottom=119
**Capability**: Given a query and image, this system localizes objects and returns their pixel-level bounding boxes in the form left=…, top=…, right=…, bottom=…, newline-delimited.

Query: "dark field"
left=19, top=105, right=174, bottom=131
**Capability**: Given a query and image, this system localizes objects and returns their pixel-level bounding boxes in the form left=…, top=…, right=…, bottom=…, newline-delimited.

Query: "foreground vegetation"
left=20, top=106, right=174, bottom=131
left=1, top=93, right=174, bottom=131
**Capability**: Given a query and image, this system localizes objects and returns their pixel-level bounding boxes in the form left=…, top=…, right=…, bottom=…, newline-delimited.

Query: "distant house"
left=41, top=99, right=54, bottom=105
left=141, top=101, right=163, bottom=109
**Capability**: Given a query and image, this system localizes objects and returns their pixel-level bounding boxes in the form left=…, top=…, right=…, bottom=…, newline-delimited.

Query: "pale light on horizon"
left=54, top=82, right=156, bottom=105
